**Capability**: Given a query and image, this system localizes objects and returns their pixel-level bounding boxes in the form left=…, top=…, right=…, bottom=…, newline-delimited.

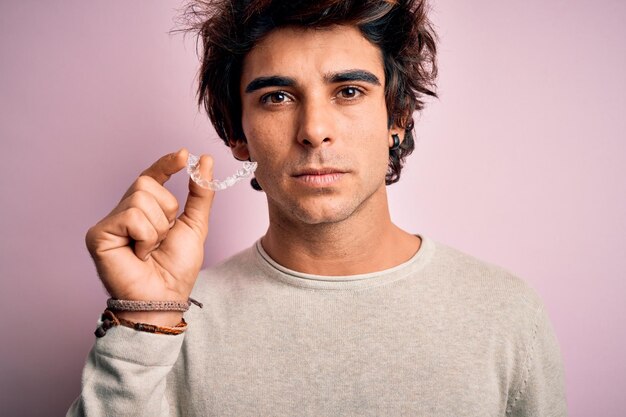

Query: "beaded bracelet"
left=95, top=309, right=187, bottom=338
left=106, top=297, right=203, bottom=312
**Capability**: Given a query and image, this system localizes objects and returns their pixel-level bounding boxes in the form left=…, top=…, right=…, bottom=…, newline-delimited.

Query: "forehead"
left=240, top=25, right=384, bottom=85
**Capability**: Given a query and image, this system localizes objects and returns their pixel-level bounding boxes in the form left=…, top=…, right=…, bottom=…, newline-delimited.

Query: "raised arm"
left=67, top=149, right=214, bottom=416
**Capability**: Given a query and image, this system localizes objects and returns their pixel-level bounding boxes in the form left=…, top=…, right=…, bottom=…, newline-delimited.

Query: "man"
left=68, top=1, right=567, bottom=416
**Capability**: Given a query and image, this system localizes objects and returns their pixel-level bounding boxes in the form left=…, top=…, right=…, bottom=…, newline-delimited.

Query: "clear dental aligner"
left=186, top=153, right=258, bottom=191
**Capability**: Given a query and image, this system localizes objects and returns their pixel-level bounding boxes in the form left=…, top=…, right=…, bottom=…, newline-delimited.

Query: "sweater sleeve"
left=506, top=305, right=568, bottom=416
left=66, top=324, right=185, bottom=417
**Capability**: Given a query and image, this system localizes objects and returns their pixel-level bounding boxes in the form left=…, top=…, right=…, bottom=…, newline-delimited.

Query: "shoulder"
left=190, top=243, right=261, bottom=300
left=421, top=239, right=548, bottom=341
left=425, top=240, right=566, bottom=413
left=428, top=239, right=544, bottom=311
left=424, top=239, right=557, bottom=365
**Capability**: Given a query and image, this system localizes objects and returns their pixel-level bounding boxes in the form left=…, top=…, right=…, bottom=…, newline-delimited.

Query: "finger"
left=120, top=176, right=180, bottom=225
left=96, top=207, right=159, bottom=261
left=111, top=190, right=171, bottom=243
left=140, top=148, right=189, bottom=186
left=123, top=207, right=159, bottom=261
left=179, top=154, right=215, bottom=237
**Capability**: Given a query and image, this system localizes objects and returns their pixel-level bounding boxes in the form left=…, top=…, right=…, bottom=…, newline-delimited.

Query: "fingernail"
left=169, top=220, right=176, bottom=228
left=143, top=254, right=150, bottom=262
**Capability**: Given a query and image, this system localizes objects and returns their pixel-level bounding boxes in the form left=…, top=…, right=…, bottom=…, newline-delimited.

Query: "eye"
left=337, top=86, right=363, bottom=100
left=261, top=91, right=292, bottom=104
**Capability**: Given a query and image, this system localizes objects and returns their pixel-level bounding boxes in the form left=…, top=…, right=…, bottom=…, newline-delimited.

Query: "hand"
left=85, top=148, right=214, bottom=325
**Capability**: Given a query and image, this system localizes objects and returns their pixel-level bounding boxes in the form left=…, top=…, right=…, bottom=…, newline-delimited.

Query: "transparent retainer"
left=186, top=153, right=258, bottom=191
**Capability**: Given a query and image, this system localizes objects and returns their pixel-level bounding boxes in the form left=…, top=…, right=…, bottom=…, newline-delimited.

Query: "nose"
left=296, top=97, right=336, bottom=148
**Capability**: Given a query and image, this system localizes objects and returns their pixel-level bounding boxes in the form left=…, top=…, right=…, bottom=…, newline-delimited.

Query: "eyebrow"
left=244, top=69, right=381, bottom=93
left=325, top=69, right=381, bottom=86
left=245, top=76, right=296, bottom=93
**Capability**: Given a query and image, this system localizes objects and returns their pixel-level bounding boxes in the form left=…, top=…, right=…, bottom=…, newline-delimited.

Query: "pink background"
left=1, top=1, right=624, bottom=416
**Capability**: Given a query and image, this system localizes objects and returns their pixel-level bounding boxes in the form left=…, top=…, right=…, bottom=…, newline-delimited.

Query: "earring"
left=390, top=134, right=401, bottom=151
left=250, top=177, right=263, bottom=191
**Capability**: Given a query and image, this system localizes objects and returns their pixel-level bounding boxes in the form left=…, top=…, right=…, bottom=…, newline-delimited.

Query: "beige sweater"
left=67, top=235, right=567, bottom=416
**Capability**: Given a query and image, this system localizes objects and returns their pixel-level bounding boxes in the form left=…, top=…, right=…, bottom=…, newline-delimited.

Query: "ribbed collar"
left=254, top=234, right=436, bottom=290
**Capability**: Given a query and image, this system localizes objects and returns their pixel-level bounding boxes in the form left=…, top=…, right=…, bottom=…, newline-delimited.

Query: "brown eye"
left=261, top=91, right=290, bottom=104
left=339, top=87, right=361, bottom=99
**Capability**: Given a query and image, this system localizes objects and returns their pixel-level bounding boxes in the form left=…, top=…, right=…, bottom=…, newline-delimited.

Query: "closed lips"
left=292, top=167, right=347, bottom=176
left=292, top=168, right=347, bottom=185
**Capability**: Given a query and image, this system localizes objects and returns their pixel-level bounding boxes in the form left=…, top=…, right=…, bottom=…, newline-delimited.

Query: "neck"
left=261, top=190, right=421, bottom=276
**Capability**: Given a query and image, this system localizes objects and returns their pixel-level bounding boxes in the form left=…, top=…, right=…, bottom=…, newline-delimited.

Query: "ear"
left=229, top=140, right=250, bottom=161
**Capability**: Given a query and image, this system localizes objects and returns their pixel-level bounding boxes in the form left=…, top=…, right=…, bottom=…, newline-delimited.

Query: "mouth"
left=291, top=167, right=348, bottom=186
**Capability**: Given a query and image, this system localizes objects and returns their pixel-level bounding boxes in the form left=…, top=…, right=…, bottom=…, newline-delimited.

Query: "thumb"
left=179, top=154, right=215, bottom=238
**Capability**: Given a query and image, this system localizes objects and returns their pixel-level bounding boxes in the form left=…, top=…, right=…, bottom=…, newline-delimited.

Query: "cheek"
left=242, top=118, right=274, bottom=157
left=371, top=139, right=392, bottom=175
left=241, top=124, right=288, bottom=185
left=350, top=119, right=390, bottom=160
left=242, top=108, right=292, bottom=153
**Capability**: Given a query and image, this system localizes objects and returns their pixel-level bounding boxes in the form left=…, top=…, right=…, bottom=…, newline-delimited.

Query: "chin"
left=292, top=211, right=352, bottom=226
left=287, top=199, right=362, bottom=226
left=267, top=182, right=384, bottom=226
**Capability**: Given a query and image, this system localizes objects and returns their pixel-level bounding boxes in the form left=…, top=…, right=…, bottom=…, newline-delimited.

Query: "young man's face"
left=237, top=25, right=398, bottom=225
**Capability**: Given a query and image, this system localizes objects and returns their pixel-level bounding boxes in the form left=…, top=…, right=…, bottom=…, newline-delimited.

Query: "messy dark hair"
left=181, top=0, right=437, bottom=185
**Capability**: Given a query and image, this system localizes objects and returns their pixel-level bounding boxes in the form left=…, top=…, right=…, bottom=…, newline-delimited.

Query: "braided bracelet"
left=106, top=297, right=203, bottom=312
left=95, top=309, right=187, bottom=338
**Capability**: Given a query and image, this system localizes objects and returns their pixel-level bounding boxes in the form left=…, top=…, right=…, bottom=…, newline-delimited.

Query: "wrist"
left=104, top=297, right=202, bottom=326
left=115, top=311, right=184, bottom=327
left=95, top=309, right=187, bottom=338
